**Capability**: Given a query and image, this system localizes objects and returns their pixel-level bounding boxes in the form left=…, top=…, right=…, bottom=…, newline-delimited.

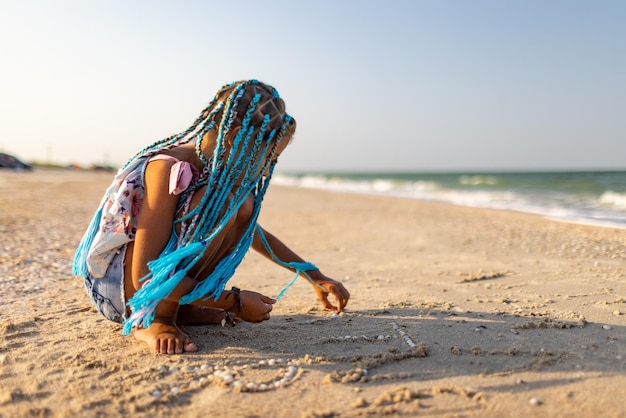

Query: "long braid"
left=122, top=80, right=298, bottom=333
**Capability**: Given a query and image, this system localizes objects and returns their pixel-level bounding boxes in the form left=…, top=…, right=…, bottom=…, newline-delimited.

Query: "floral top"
left=85, top=155, right=198, bottom=278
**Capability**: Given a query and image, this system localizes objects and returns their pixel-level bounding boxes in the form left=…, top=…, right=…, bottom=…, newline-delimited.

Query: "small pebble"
left=171, top=386, right=181, bottom=394
left=268, top=359, right=276, bottom=366
left=613, top=310, right=622, bottom=316
left=151, top=390, right=162, bottom=399
left=529, top=397, right=543, bottom=406
left=200, top=364, right=211, bottom=370
left=603, top=325, right=613, bottom=330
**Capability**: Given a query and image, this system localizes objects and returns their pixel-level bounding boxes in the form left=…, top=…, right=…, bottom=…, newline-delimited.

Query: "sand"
left=0, top=168, right=625, bottom=418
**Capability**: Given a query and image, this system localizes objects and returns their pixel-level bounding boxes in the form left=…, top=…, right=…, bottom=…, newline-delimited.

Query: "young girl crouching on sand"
left=73, top=80, right=350, bottom=354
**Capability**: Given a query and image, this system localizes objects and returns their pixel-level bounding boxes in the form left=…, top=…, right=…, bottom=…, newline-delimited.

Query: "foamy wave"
left=271, top=174, right=439, bottom=196
left=599, top=191, right=626, bottom=209
left=272, top=173, right=626, bottom=229
left=459, top=175, right=498, bottom=186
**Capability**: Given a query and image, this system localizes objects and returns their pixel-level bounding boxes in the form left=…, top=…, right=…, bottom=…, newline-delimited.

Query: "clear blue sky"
left=1, top=0, right=624, bottom=172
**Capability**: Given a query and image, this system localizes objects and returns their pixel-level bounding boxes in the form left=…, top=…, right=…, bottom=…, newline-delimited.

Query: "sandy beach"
left=1, top=168, right=625, bottom=418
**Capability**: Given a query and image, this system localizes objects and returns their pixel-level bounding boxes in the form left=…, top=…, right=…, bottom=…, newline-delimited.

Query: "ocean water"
left=272, top=170, right=626, bottom=229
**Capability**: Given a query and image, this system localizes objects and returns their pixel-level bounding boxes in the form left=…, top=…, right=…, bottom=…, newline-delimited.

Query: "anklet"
left=221, top=287, right=243, bottom=327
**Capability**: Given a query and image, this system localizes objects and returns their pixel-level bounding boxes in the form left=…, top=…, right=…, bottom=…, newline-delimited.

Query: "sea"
left=272, top=170, right=626, bottom=229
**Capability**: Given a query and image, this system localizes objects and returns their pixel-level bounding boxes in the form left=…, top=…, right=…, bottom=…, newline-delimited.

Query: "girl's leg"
left=177, top=305, right=229, bottom=325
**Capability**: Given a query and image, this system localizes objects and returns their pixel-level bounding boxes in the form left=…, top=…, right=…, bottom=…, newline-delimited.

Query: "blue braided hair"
left=122, top=80, right=299, bottom=334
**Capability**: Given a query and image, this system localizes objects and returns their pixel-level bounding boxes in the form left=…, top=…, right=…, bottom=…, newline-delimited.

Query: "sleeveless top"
left=84, top=155, right=198, bottom=278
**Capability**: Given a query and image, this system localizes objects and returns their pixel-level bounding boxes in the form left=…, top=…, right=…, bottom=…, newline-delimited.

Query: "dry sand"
left=1, top=168, right=625, bottom=418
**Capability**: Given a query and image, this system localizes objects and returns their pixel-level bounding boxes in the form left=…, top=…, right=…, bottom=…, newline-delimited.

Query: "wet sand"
left=1, top=169, right=625, bottom=417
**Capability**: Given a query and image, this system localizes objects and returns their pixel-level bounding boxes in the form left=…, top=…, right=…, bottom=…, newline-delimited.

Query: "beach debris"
left=352, top=397, right=369, bottom=408
left=391, top=321, right=417, bottom=348
left=149, top=358, right=301, bottom=396
left=513, top=317, right=586, bottom=329
left=459, top=271, right=507, bottom=283
left=326, top=334, right=392, bottom=342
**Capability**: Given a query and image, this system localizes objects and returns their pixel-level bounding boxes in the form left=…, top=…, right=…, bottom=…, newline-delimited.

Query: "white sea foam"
left=459, top=175, right=499, bottom=186
left=599, top=191, right=626, bottom=210
left=272, top=172, right=626, bottom=229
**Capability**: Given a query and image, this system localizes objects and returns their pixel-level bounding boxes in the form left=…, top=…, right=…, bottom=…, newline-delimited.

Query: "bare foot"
left=134, top=320, right=198, bottom=354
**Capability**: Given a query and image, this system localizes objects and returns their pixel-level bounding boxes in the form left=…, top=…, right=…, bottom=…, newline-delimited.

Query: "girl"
left=73, top=80, right=350, bottom=354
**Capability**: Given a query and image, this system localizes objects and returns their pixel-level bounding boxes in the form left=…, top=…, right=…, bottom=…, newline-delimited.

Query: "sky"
left=0, top=0, right=625, bottom=172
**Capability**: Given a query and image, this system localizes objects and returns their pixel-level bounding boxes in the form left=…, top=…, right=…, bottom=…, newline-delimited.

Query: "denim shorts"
left=83, top=246, right=127, bottom=324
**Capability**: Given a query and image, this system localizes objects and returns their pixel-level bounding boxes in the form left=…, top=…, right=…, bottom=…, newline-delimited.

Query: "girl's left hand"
left=310, top=273, right=350, bottom=313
